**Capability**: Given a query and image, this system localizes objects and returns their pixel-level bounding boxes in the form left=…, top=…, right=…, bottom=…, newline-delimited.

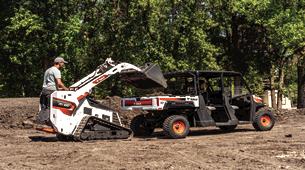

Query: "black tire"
left=163, top=115, right=190, bottom=139
left=218, top=125, right=237, bottom=132
left=252, top=110, right=275, bottom=131
left=130, top=115, right=154, bottom=137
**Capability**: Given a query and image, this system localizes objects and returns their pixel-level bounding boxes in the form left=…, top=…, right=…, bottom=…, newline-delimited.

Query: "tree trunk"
left=230, top=15, right=243, bottom=71
left=270, top=65, right=277, bottom=109
left=277, top=61, right=285, bottom=109
left=297, top=65, right=305, bottom=108
left=277, top=71, right=284, bottom=109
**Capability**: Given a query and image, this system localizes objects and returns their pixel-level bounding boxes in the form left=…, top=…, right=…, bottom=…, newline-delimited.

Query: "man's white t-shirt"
left=42, top=66, right=61, bottom=91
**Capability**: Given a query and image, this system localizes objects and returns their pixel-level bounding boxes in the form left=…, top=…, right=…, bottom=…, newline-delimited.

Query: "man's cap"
left=54, top=57, right=68, bottom=64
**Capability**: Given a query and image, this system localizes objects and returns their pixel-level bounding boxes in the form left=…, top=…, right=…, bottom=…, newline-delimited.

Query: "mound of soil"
left=97, top=96, right=141, bottom=125
left=274, top=109, right=305, bottom=121
left=0, top=98, right=39, bottom=129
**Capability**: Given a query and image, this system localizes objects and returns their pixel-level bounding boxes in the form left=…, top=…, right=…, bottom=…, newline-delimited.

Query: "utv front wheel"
left=163, top=115, right=190, bottom=139
left=130, top=115, right=154, bottom=137
left=252, top=110, right=275, bottom=131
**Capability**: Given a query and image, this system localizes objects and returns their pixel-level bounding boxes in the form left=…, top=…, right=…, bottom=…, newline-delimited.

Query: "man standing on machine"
left=23, top=57, right=69, bottom=128
left=37, top=57, right=69, bottom=124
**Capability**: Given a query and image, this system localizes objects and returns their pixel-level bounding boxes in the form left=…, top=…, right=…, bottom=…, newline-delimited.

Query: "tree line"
left=0, top=0, right=305, bottom=109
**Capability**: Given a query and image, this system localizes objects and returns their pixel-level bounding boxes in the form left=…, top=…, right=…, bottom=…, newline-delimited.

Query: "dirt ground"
left=0, top=98, right=305, bottom=170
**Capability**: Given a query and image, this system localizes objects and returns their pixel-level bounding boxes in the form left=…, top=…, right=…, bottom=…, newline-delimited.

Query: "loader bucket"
left=121, top=63, right=167, bottom=89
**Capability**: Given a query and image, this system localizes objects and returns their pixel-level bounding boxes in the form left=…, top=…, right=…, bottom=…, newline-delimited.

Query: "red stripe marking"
left=77, top=92, right=89, bottom=101
left=159, top=98, right=181, bottom=101
left=52, top=97, right=76, bottom=116
left=93, top=75, right=108, bottom=84
left=124, top=99, right=152, bottom=106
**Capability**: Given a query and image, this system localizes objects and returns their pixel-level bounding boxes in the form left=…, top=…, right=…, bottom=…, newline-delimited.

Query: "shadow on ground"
left=28, top=128, right=256, bottom=142
left=28, top=136, right=59, bottom=142
left=134, top=128, right=256, bottom=140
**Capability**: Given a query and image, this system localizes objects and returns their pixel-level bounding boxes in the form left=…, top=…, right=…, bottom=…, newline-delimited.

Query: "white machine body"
left=49, top=60, right=142, bottom=135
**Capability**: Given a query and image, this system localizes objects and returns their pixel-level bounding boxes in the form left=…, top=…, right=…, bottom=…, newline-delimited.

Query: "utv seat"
left=231, top=105, right=239, bottom=110
left=206, top=106, right=216, bottom=111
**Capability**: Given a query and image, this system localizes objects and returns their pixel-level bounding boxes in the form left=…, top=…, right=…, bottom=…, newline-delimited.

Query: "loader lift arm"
left=69, top=58, right=166, bottom=98
left=69, top=59, right=140, bottom=94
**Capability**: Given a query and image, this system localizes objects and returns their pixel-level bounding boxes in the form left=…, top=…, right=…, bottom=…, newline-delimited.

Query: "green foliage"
left=231, top=0, right=305, bottom=103
left=0, top=0, right=304, bottom=102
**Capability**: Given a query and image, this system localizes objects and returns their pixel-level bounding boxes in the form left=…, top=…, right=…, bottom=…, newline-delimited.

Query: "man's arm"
left=55, top=78, right=69, bottom=91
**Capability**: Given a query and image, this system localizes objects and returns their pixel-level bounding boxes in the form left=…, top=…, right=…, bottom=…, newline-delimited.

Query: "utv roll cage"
left=164, top=70, right=252, bottom=97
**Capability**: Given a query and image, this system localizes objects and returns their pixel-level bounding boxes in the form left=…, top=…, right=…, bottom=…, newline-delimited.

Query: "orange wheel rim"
left=260, top=115, right=271, bottom=127
left=172, top=120, right=186, bottom=134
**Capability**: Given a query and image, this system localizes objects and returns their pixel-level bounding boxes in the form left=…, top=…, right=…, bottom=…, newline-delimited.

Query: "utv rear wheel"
left=218, top=125, right=237, bottom=132
left=163, top=115, right=190, bottom=139
left=252, top=110, right=275, bottom=131
left=130, top=115, right=154, bottom=137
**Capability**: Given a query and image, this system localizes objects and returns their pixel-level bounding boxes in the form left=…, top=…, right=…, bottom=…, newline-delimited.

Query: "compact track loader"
left=37, top=58, right=167, bottom=141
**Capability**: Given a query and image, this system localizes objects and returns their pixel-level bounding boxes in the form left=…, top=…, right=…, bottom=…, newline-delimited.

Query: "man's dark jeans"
left=37, top=89, right=54, bottom=125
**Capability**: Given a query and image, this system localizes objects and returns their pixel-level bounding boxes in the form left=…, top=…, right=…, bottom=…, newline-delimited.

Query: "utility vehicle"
left=121, top=71, right=275, bottom=139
